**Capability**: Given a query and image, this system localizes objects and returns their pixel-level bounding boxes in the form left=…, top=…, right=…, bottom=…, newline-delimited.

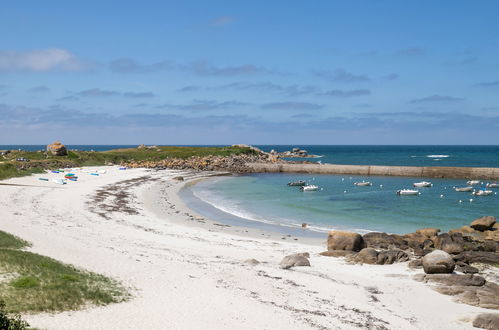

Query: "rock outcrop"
left=470, top=216, right=497, bottom=232
left=46, top=141, right=68, bottom=156
left=123, top=153, right=273, bottom=173
left=279, top=253, right=311, bottom=269
left=422, top=250, right=455, bottom=274
left=327, top=231, right=365, bottom=252
left=473, top=313, right=499, bottom=329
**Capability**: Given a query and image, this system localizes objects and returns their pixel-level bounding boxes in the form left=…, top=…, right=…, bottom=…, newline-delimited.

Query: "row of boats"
left=287, top=179, right=499, bottom=196
left=39, top=168, right=110, bottom=185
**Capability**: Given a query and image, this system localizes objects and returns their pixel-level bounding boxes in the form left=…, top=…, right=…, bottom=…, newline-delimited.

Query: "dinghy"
left=455, top=187, right=473, bottom=192
left=472, top=190, right=493, bottom=196
left=413, top=181, right=432, bottom=188
left=397, top=189, right=420, bottom=196
left=300, top=185, right=319, bottom=191
left=486, top=183, right=499, bottom=188
left=52, top=179, right=66, bottom=185
left=354, top=181, right=372, bottom=186
left=467, top=180, right=480, bottom=185
left=287, top=180, right=306, bottom=186
left=38, top=178, right=49, bottom=181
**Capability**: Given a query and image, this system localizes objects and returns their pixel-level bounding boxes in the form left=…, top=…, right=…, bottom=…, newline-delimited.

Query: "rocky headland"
left=314, top=216, right=499, bottom=329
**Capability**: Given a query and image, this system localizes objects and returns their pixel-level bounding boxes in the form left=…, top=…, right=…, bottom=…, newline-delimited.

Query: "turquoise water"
left=186, top=173, right=499, bottom=234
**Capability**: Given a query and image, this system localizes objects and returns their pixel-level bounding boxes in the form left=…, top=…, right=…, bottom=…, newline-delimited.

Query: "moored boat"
left=300, top=185, right=319, bottom=191
left=413, top=181, right=432, bottom=188
left=287, top=180, right=306, bottom=186
left=472, top=190, right=493, bottom=196
left=486, top=183, right=499, bottom=188
left=354, top=181, right=372, bottom=186
left=397, top=189, right=420, bottom=195
left=455, top=187, right=473, bottom=192
left=467, top=180, right=481, bottom=185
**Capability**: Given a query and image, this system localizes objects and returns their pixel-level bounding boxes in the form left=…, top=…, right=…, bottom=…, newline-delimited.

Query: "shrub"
left=0, top=300, right=29, bottom=330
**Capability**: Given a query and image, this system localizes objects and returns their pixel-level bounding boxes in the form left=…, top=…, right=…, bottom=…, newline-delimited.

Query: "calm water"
left=181, top=145, right=499, bottom=235
left=185, top=173, right=499, bottom=235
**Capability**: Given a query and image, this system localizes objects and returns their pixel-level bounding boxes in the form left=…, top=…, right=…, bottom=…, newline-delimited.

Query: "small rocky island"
left=269, top=147, right=321, bottom=158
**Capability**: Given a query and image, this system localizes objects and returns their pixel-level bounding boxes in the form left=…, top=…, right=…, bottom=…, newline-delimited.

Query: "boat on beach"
left=397, top=189, right=420, bottom=195
left=467, top=180, right=481, bottom=185
left=354, top=181, right=372, bottom=186
left=413, top=181, right=432, bottom=187
left=472, top=189, right=493, bottom=196
left=300, top=185, right=319, bottom=191
left=455, top=187, right=473, bottom=192
left=287, top=180, right=306, bottom=186
left=486, top=183, right=499, bottom=188
left=52, top=179, right=66, bottom=185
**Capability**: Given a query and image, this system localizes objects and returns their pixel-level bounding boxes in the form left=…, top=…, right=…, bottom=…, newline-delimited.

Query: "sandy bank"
left=0, top=166, right=492, bottom=329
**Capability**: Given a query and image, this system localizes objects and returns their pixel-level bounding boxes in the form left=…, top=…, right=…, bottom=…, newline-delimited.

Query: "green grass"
left=0, top=231, right=30, bottom=250
left=0, top=230, right=129, bottom=313
left=0, top=145, right=256, bottom=180
left=0, top=163, right=44, bottom=181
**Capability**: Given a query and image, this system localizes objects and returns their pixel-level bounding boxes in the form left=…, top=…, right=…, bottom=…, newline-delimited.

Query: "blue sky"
left=1, top=1, right=499, bottom=144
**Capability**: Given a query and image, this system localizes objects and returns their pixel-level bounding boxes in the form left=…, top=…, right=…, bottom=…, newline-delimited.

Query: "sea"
left=180, top=145, right=499, bottom=236
left=4, top=145, right=499, bottom=236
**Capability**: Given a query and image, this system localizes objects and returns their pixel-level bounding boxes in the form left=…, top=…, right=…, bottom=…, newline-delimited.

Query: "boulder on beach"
left=435, top=233, right=464, bottom=254
left=46, top=141, right=68, bottom=156
left=453, top=251, right=499, bottom=266
left=327, top=230, right=365, bottom=252
left=377, top=249, right=409, bottom=265
left=422, top=250, right=455, bottom=274
left=279, top=253, right=310, bottom=269
left=473, top=313, right=499, bottom=330
left=470, top=216, right=497, bottom=232
left=363, top=232, right=407, bottom=249
left=244, top=258, right=260, bottom=266
left=353, top=248, right=378, bottom=264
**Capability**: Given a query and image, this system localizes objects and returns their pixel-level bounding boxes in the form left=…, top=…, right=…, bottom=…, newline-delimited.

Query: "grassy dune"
left=0, top=230, right=129, bottom=313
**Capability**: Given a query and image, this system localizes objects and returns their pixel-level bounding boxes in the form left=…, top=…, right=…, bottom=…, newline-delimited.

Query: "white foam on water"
left=426, top=154, right=450, bottom=158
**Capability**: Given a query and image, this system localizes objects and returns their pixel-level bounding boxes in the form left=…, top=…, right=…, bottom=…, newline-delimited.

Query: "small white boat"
left=472, top=190, right=493, bottom=196
left=467, top=180, right=481, bottom=185
left=52, top=179, right=66, bottom=185
left=354, top=181, right=372, bottom=186
left=486, top=183, right=499, bottom=188
left=397, top=189, right=420, bottom=196
left=413, top=181, right=432, bottom=188
left=455, top=187, right=473, bottom=192
left=300, top=185, right=319, bottom=191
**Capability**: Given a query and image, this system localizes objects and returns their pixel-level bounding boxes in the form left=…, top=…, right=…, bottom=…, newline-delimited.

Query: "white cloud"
left=0, top=48, right=89, bottom=72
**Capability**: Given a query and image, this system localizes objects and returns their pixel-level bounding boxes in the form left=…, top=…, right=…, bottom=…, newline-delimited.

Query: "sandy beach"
left=0, top=166, right=492, bottom=329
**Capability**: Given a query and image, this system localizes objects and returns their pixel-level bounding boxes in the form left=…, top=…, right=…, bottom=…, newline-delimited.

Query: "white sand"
left=0, top=166, right=491, bottom=329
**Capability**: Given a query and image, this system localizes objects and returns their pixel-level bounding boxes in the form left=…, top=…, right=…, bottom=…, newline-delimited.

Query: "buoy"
left=459, top=200, right=463, bottom=203
left=440, top=194, right=444, bottom=198
left=380, top=184, right=383, bottom=188
left=341, top=178, right=344, bottom=181
left=469, top=199, right=473, bottom=203
left=344, top=190, right=347, bottom=193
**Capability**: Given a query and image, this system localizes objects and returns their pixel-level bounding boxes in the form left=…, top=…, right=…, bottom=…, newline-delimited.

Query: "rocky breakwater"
left=320, top=217, right=499, bottom=327
left=123, top=153, right=277, bottom=173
